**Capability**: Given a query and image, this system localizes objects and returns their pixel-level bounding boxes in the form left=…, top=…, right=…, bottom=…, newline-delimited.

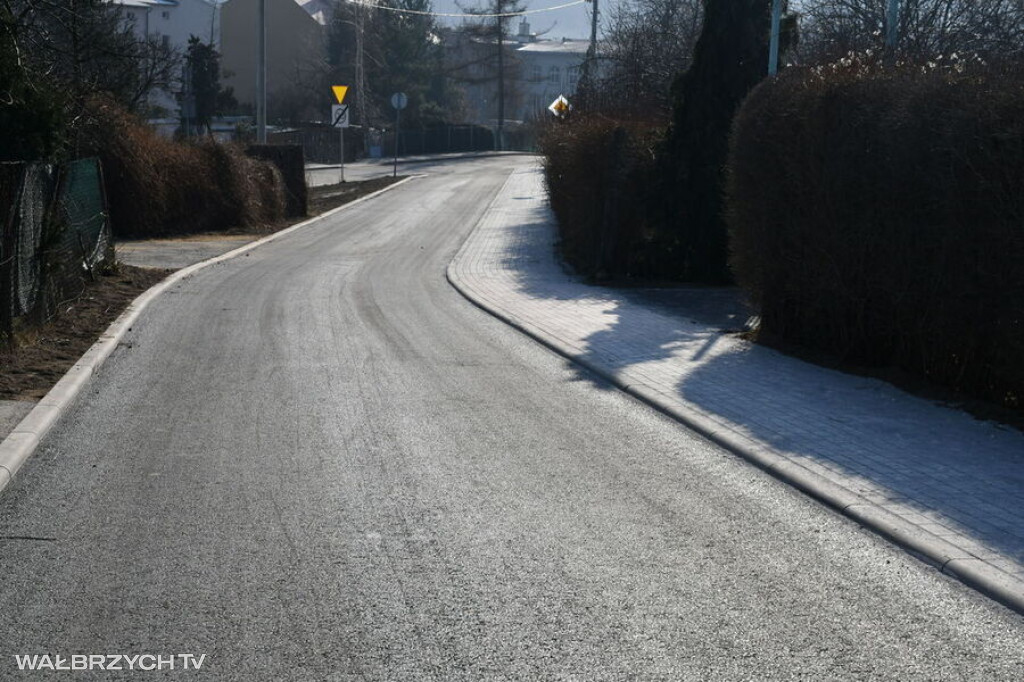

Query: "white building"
left=115, top=0, right=223, bottom=50
left=219, top=0, right=329, bottom=113
left=511, top=22, right=591, bottom=123
left=113, top=0, right=224, bottom=115
left=447, top=21, right=595, bottom=127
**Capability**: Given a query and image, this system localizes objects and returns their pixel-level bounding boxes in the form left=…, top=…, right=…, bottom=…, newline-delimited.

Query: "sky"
left=429, top=0, right=622, bottom=41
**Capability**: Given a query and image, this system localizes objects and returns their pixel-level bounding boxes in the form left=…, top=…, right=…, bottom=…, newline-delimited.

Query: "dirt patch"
left=0, top=176, right=402, bottom=404
left=307, top=176, right=402, bottom=217
left=0, top=266, right=172, bottom=401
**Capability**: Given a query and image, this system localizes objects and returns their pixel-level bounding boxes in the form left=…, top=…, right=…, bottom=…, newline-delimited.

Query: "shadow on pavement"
left=492, top=198, right=1024, bottom=568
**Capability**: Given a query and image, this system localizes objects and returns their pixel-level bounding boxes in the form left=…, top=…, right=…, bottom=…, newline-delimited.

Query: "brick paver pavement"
left=448, top=165, right=1024, bottom=609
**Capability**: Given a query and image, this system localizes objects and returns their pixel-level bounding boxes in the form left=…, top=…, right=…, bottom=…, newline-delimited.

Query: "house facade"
left=445, top=21, right=592, bottom=127
left=510, top=22, right=590, bottom=123
left=113, top=0, right=225, bottom=116
left=219, top=0, right=329, bottom=114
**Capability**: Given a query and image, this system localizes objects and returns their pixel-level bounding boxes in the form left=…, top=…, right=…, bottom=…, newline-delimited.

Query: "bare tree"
left=4, top=0, right=178, bottom=111
left=2, top=0, right=180, bottom=159
left=330, top=0, right=454, bottom=128
left=595, top=0, right=703, bottom=117
left=454, top=0, right=525, bottom=146
left=798, top=0, right=1024, bottom=63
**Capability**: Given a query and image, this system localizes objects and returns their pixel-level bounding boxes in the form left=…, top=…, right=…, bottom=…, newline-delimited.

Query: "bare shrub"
left=539, top=116, right=665, bottom=280
left=80, top=99, right=286, bottom=237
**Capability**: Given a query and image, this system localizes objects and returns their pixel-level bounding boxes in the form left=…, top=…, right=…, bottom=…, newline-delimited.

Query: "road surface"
left=0, top=155, right=1022, bottom=679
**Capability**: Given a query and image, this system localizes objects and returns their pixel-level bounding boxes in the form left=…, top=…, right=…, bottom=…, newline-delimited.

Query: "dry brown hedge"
left=539, top=117, right=667, bottom=280
left=246, top=144, right=307, bottom=218
left=728, top=59, right=1024, bottom=411
left=80, top=100, right=287, bottom=238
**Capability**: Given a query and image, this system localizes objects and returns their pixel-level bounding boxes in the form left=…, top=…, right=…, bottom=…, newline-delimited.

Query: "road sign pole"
left=393, top=106, right=400, bottom=178
left=389, top=92, right=407, bottom=177
left=331, top=86, right=350, bottom=182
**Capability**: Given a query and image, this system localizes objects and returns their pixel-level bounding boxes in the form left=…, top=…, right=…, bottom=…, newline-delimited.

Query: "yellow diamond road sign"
left=548, top=95, right=570, bottom=117
left=332, top=85, right=349, bottom=104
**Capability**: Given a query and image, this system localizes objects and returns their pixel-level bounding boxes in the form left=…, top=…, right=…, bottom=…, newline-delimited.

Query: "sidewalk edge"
left=0, top=175, right=415, bottom=497
left=444, top=173, right=1024, bottom=618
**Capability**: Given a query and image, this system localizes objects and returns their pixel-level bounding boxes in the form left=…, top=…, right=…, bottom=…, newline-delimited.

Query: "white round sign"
left=391, top=92, right=408, bottom=110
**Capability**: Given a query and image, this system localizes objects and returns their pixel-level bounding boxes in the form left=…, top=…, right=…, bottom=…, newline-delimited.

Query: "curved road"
left=1, top=156, right=1022, bottom=679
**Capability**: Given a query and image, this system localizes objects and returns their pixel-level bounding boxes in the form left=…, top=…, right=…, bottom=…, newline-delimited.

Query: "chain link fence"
left=0, top=158, right=113, bottom=343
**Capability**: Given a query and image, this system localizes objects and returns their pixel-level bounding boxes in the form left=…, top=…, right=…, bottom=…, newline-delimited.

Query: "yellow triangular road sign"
left=332, top=85, right=349, bottom=104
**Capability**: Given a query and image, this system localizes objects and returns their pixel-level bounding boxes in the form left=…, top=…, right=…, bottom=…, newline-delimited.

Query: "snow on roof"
left=295, top=0, right=333, bottom=26
left=515, top=38, right=590, bottom=54
left=110, top=0, right=179, bottom=8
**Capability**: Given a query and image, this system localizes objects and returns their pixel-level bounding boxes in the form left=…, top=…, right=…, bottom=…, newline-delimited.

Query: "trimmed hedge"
left=80, top=100, right=287, bottom=238
left=539, top=118, right=665, bottom=280
left=728, top=61, right=1024, bottom=411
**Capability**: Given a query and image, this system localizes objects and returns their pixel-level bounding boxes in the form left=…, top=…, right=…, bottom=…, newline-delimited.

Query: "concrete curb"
left=445, top=175, right=1024, bottom=618
left=0, top=175, right=416, bottom=497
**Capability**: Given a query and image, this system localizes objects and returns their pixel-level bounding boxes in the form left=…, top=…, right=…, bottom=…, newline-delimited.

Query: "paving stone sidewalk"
left=448, top=165, right=1024, bottom=611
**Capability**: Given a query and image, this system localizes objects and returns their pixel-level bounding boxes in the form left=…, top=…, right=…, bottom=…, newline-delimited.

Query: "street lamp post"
left=256, top=0, right=267, bottom=143
left=496, top=0, right=505, bottom=152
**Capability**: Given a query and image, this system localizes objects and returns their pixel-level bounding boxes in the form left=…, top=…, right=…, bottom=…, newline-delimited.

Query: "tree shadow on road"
left=489, top=191, right=1024, bottom=567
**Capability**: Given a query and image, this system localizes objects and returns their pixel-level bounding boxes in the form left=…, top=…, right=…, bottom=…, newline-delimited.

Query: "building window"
left=530, top=65, right=542, bottom=82
left=548, top=66, right=560, bottom=84
left=162, top=11, right=170, bottom=19
left=568, top=66, right=578, bottom=85
left=126, top=11, right=136, bottom=22
left=162, top=35, right=170, bottom=49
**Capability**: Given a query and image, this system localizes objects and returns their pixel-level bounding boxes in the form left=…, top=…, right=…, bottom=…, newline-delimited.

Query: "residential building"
left=219, top=0, right=329, bottom=114
left=510, top=21, right=590, bottom=123
left=445, top=21, right=593, bottom=127
left=112, top=0, right=224, bottom=116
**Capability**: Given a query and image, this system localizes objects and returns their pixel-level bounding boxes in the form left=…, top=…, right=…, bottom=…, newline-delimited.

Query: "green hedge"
left=728, top=61, right=1024, bottom=411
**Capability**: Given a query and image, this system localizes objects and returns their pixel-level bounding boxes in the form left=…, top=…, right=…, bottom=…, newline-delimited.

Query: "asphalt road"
left=1, top=155, right=1022, bottom=680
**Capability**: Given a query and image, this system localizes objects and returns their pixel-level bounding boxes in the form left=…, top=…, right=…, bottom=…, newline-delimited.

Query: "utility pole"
left=393, top=103, right=401, bottom=177
left=355, top=1, right=367, bottom=128
left=578, top=0, right=598, bottom=102
left=768, top=0, right=782, bottom=75
left=496, top=0, right=505, bottom=152
left=256, top=0, right=267, bottom=143
left=885, top=0, right=900, bottom=64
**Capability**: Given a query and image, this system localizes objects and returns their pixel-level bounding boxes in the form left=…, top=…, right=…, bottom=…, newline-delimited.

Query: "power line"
left=346, top=0, right=588, bottom=19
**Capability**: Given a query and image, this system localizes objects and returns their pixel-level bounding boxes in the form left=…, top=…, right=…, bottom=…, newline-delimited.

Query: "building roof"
left=110, top=0, right=179, bottom=8
left=295, top=0, right=333, bottom=26
left=515, top=38, right=590, bottom=55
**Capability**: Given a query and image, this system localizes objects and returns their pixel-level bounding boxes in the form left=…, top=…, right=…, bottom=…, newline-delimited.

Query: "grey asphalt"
left=0, top=155, right=1022, bottom=680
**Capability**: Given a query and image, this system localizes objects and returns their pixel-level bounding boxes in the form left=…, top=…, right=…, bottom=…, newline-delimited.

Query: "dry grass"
left=79, top=99, right=287, bottom=238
